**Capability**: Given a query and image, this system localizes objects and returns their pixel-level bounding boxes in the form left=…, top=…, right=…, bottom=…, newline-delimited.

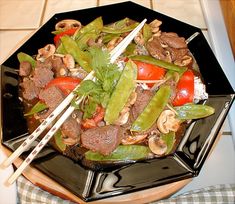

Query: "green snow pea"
left=143, top=24, right=152, bottom=43
left=130, top=55, right=187, bottom=74
left=175, top=104, right=215, bottom=120
left=56, top=43, right=67, bottom=54
left=17, top=52, right=36, bottom=68
left=104, top=60, right=137, bottom=124
left=74, top=17, right=103, bottom=40
left=131, top=85, right=171, bottom=132
left=102, top=33, right=121, bottom=44
left=85, top=145, right=151, bottom=161
left=161, top=131, right=176, bottom=154
left=60, top=35, right=92, bottom=72
left=76, top=29, right=100, bottom=50
left=102, top=22, right=139, bottom=34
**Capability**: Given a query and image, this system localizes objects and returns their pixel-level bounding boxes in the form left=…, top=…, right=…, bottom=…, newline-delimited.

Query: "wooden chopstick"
left=4, top=19, right=147, bottom=184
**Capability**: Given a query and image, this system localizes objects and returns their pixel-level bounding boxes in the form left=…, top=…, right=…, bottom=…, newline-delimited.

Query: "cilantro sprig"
left=74, top=47, right=121, bottom=119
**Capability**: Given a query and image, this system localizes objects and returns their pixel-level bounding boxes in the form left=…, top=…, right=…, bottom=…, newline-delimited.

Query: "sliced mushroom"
left=149, top=19, right=162, bottom=33
left=157, top=110, right=180, bottom=134
left=55, top=19, right=82, bottom=31
left=134, top=31, right=145, bottom=46
left=114, top=107, right=130, bottom=126
left=107, top=37, right=123, bottom=51
left=62, top=136, right=79, bottom=146
left=122, top=134, right=148, bottom=145
left=148, top=135, right=167, bottom=156
left=36, top=44, right=56, bottom=62
left=174, top=55, right=192, bottom=67
left=63, top=54, right=75, bottom=69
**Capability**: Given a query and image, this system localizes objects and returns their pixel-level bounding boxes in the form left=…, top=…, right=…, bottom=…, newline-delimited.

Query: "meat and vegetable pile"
left=18, top=17, right=215, bottom=163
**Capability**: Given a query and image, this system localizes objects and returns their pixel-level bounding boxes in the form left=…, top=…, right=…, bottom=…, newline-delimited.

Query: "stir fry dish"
left=18, top=17, right=215, bottom=164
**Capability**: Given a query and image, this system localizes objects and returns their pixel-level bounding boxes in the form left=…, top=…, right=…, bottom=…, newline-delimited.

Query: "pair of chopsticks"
left=1, top=19, right=147, bottom=185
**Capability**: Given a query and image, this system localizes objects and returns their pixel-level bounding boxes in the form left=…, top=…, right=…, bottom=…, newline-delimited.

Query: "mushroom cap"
left=157, top=109, right=180, bottom=134
left=55, top=19, right=82, bottom=31
left=148, top=135, right=167, bottom=156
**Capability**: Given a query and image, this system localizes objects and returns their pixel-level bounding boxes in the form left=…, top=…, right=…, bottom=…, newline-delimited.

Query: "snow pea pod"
left=85, top=145, right=151, bottom=161
left=60, top=35, right=92, bottom=72
left=104, top=60, right=137, bottom=124
left=131, top=85, right=171, bottom=132
left=143, top=24, right=152, bottom=43
left=56, top=43, right=67, bottom=54
left=161, top=131, right=176, bottom=154
left=76, top=29, right=99, bottom=50
left=102, top=22, right=139, bottom=34
left=17, top=52, right=36, bottom=68
left=175, top=104, right=215, bottom=120
left=130, top=55, right=187, bottom=74
left=74, top=16, right=103, bottom=40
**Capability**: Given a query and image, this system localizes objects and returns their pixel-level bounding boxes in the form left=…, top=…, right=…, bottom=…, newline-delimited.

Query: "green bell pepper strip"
left=85, top=145, right=151, bottom=161
left=130, top=55, right=187, bottom=74
left=131, top=85, right=171, bottom=132
left=17, top=52, right=36, bottom=68
left=60, top=35, right=92, bottom=72
left=74, top=17, right=103, bottom=40
left=161, top=131, right=176, bottom=154
left=102, top=22, right=139, bottom=34
left=104, top=60, right=137, bottom=124
left=24, top=101, right=47, bottom=116
left=175, top=104, right=215, bottom=120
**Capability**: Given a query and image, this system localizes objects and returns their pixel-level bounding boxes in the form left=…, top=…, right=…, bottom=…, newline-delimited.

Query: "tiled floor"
left=0, top=0, right=234, bottom=202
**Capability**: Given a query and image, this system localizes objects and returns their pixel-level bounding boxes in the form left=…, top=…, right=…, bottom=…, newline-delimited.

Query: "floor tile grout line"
left=150, top=0, right=153, bottom=10
left=39, top=0, right=48, bottom=26
left=0, top=28, right=36, bottom=31
left=222, top=131, right=232, bottom=136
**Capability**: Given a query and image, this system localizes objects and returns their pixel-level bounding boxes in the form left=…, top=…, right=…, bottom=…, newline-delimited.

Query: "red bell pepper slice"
left=172, top=70, right=194, bottom=106
left=54, top=28, right=77, bottom=47
left=81, top=106, right=105, bottom=129
left=45, top=77, right=81, bottom=95
left=133, top=60, right=166, bottom=87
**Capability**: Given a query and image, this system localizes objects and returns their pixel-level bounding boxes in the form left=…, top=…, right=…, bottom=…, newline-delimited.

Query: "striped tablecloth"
left=17, top=176, right=235, bottom=204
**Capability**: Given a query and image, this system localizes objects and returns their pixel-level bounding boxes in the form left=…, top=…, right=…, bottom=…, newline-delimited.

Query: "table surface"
left=0, top=0, right=234, bottom=203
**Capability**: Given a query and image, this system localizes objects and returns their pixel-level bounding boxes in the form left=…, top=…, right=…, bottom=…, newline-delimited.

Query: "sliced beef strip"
left=122, top=87, right=159, bottom=135
left=81, top=125, right=123, bottom=155
left=130, top=87, right=154, bottom=121
left=32, top=67, right=54, bottom=88
left=20, top=78, right=41, bottom=101
left=159, top=32, right=187, bottom=49
left=166, top=47, right=189, bottom=62
left=35, top=58, right=53, bottom=69
left=146, top=36, right=169, bottom=61
left=19, top=61, right=32, bottom=77
left=39, top=86, right=65, bottom=109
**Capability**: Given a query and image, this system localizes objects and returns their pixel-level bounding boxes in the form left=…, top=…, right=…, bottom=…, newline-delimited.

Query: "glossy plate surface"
left=1, top=2, right=234, bottom=201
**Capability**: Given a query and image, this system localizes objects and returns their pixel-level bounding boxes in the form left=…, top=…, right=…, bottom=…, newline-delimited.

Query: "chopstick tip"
left=0, top=160, right=9, bottom=169
left=4, top=178, right=14, bottom=187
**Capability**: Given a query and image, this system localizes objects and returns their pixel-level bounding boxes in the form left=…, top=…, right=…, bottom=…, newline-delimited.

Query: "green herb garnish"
left=74, top=47, right=121, bottom=119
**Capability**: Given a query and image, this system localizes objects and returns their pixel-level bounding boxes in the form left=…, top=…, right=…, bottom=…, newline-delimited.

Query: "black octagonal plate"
left=1, top=2, right=234, bottom=202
